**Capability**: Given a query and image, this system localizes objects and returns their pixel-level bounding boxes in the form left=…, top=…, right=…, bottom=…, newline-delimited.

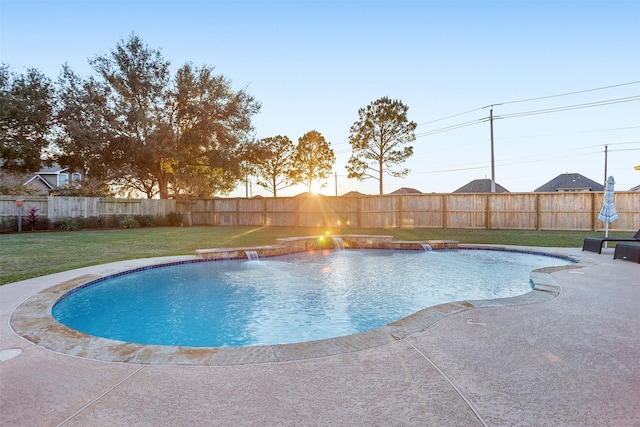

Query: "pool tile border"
left=10, top=245, right=581, bottom=366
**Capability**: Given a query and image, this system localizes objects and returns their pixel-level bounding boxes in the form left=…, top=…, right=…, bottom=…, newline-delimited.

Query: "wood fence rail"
left=1, top=193, right=638, bottom=231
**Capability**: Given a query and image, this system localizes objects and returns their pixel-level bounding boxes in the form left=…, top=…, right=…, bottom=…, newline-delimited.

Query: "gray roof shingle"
left=453, top=179, right=509, bottom=193
left=534, top=173, right=603, bottom=192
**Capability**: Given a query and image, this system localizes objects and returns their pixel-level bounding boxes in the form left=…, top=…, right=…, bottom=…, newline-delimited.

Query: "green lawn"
left=0, top=226, right=626, bottom=286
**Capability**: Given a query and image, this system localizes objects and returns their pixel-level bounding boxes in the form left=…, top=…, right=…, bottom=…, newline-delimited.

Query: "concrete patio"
left=1, top=246, right=638, bottom=426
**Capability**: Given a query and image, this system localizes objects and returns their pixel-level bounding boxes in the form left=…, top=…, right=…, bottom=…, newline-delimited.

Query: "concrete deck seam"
left=55, top=364, right=147, bottom=426
left=269, top=345, right=280, bottom=362
left=132, top=346, right=145, bottom=363
left=404, top=339, right=488, bottom=427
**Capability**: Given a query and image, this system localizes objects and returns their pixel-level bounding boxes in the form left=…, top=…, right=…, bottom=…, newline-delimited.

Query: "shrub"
left=119, top=216, right=140, bottom=229
left=56, top=218, right=79, bottom=231
left=36, top=218, right=52, bottom=231
left=26, top=206, right=40, bottom=231
left=166, top=211, right=184, bottom=226
left=0, top=217, right=18, bottom=233
left=153, top=214, right=170, bottom=227
left=138, top=215, right=157, bottom=227
left=101, top=215, right=123, bottom=229
left=77, top=216, right=103, bottom=229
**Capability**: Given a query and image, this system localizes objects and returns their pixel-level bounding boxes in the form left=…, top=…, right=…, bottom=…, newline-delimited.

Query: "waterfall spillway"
left=245, top=250, right=259, bottom=261
left=421, top=243, right=433, bottom=251
left=332, top=237, right=345, bottom=250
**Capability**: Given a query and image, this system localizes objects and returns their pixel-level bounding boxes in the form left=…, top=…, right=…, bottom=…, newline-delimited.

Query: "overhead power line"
left=416, top=107, right=485, bottom=127
left=494, top=81, right=640, bottom=106
left=415, top=95, right=640, bottom=139
left=416, top=81, right=640, bottom=137
left=415, top=118, right=484, bottom=138
left=495, top=96, right=640, bottom=120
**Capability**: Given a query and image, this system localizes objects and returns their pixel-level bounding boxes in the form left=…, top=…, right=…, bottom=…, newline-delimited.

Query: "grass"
left=0, top=226, right=630, bottom=286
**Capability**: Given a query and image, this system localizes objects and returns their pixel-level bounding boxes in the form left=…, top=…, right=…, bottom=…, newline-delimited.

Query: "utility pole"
left=603, top=144, right=608, bottom=188
left=490, top=107, right=496, bottom=193
left=245, top=172, right=249, bottom=198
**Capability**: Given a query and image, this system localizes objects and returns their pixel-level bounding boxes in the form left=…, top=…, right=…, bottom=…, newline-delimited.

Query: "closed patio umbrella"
left=598, top=176, right=618, bottom=247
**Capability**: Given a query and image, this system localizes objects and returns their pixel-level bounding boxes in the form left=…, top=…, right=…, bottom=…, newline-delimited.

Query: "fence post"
left=591, top=192, right=597, bottom=231
left=234, top=198, right=239, bottom=226
left=47, top=196, right=55, bottom=223
left=536, top=193, right=541, bottom=231
left=212, top=199, right=218, bottom=225
left=486, top=194, right=491, bottom=230
left=442, top=194, right=448, bottom=229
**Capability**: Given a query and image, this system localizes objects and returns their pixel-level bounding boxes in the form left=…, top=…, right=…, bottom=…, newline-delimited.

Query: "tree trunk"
left=158, top=175, right=170, bottom=199
left=379, top=159, right=384, bottom=195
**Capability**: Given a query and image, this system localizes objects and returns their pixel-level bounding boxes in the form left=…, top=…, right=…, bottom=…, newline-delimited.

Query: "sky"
left=1, top=0, right=639, bottom=197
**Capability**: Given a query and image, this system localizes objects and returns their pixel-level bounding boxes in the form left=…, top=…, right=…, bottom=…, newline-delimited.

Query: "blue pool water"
left=52, top=249, right=573, bottom=347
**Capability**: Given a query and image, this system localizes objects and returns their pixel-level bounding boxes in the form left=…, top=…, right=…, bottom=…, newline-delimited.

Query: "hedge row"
left=0, top=211, right=184, bottom=233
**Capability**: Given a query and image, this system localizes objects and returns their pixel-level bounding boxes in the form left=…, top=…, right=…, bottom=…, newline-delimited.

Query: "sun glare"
left=309, top=181, right=323, bottom=194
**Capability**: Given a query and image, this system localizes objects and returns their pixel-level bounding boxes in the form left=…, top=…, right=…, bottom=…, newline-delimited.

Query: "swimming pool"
left=52, top=248, right=574, bottom=348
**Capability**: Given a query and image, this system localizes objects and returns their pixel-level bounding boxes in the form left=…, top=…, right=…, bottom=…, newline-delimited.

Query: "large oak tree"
left=55, top=34, right=260, bottom=198
left=0, top=65, right=54, bottom=173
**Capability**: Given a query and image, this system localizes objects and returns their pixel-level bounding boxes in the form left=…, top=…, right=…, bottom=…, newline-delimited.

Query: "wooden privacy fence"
left=187, top=192, right=639, bottom=231
left=0, top=197, right=176, bottom=223
left=1, top=193, right=638, bottom=231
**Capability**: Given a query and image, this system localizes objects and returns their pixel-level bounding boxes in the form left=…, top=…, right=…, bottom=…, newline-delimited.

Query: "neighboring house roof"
left=453, top=179, right=509, bottom=193
left=19, top=163, right=83, bottom=195
left=35, top=164, right=69, bottom=174
left=534, top=173, right=603, bottom=192
left=23, top=174, right=54, bottom=190
left=23, top=164, right=69, bottom=182
left=628, top=184, right=640, bottom=192
left=341, top=191, right=366, bottom=197
left=294, top=191, right=325, bottom=198
left=389, top=187, right=422, bottom=195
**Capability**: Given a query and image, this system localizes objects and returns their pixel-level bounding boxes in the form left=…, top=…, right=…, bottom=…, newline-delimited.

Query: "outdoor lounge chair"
left=613, top=242, right=640, bottom=263
left=582, top=229, right=640, bottom=254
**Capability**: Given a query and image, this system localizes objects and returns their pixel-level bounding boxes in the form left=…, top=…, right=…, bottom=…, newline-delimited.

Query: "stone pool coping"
left=9, top=241, right=581, bottom=366
left=195, top=234, right=459, bottom=259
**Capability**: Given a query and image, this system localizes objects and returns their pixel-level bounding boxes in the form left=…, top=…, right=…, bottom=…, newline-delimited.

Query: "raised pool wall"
left=194, top=235, right=459, bottom=260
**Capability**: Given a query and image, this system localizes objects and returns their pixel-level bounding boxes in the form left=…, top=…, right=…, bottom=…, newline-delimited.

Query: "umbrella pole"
left=604, top=223, right=609, bottom=249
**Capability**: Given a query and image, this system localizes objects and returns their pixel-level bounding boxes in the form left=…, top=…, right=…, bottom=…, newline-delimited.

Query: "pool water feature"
left=52, top=249, right=573, bottom=348
left=332, top=236, right=345, bottom=250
